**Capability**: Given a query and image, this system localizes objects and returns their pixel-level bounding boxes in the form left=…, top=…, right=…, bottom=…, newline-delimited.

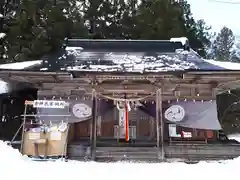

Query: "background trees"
left=0, top=0, right=225, bottom=62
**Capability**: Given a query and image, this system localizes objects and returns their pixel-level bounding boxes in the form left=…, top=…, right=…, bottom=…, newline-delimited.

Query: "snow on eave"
left=203, top=59, right=240, bottom=70
left=170, top=37, right=188, bottom=46
left=190, top=49, right=240, bottom=70
left=65, top=46, right=83, bottom=51
left=0, top=60, right=43, bottom=70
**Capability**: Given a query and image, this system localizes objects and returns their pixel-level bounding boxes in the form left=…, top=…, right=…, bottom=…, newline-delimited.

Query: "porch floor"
left=67, top=138, right=240, bottom=162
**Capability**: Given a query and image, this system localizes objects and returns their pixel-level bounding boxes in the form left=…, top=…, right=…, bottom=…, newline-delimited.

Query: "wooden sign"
left=33, top=100, right=67, bottom=109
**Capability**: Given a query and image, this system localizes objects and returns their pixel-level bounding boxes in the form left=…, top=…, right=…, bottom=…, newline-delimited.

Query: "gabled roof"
left=0, top=37, right=239, bottom=72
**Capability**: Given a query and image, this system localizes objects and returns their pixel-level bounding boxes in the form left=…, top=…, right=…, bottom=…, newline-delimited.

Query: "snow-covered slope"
left=0, top=140, right=240, bottom=180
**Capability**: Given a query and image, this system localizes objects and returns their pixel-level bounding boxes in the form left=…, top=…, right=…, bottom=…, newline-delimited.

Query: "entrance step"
left=96, top=147, right=162, bottom=162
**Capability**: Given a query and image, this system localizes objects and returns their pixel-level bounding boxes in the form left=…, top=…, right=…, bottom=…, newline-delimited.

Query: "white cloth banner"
left=118, top=108, right=126, bottom=138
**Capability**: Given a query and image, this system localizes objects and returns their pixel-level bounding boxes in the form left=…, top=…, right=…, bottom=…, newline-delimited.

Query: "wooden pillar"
left=90, top=89, right=97, bottom=160
left=20, top=104, right=27, bottom=153
left=156, top=88, right=165, bottom=160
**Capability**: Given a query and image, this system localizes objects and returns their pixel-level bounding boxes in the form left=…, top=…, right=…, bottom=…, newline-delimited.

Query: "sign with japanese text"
left=33, top=100, right=67, bottom=109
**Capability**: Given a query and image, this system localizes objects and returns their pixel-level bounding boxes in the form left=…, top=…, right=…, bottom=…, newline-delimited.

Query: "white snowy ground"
left=1, top=135, right=240, bottom=180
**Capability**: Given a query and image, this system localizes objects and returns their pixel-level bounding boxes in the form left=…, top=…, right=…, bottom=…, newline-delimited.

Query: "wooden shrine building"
left=1, top=38, right=240, bottom=161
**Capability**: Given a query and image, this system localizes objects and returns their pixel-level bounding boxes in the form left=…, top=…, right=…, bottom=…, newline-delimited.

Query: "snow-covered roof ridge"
left=170, top=37, right=189, bottom=46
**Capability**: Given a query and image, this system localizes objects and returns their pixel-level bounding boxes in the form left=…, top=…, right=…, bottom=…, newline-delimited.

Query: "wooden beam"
left=41, top=83, right=89, bottom=90
left=37, top=90, right=71, bottom=97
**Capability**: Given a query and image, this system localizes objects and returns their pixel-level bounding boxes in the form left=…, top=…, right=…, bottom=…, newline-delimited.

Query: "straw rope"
left=98, top=93, right=155, bottom=102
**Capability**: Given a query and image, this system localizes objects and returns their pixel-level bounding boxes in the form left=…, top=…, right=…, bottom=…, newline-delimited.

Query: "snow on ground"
left=1, top=140, right=240, bottom=180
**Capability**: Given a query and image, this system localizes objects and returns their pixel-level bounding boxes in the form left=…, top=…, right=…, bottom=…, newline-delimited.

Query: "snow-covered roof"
left=62, top=38, right=237, bottom=72
left=0, top=38, right=240, bottom=72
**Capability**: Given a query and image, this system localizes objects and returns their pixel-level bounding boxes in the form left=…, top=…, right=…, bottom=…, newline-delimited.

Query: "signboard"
left=33, top=100, right=67, bottom=109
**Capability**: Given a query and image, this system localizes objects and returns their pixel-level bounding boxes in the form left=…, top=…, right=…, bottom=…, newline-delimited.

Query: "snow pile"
left=0, top=141, right=27, bottom=162
left=0, top=140, right=240, bottom=180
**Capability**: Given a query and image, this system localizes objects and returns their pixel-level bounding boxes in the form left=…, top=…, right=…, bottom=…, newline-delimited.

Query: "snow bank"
left=0, top=141, right=27, bottom=162
left=0, top=140, right=240, bottom=180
